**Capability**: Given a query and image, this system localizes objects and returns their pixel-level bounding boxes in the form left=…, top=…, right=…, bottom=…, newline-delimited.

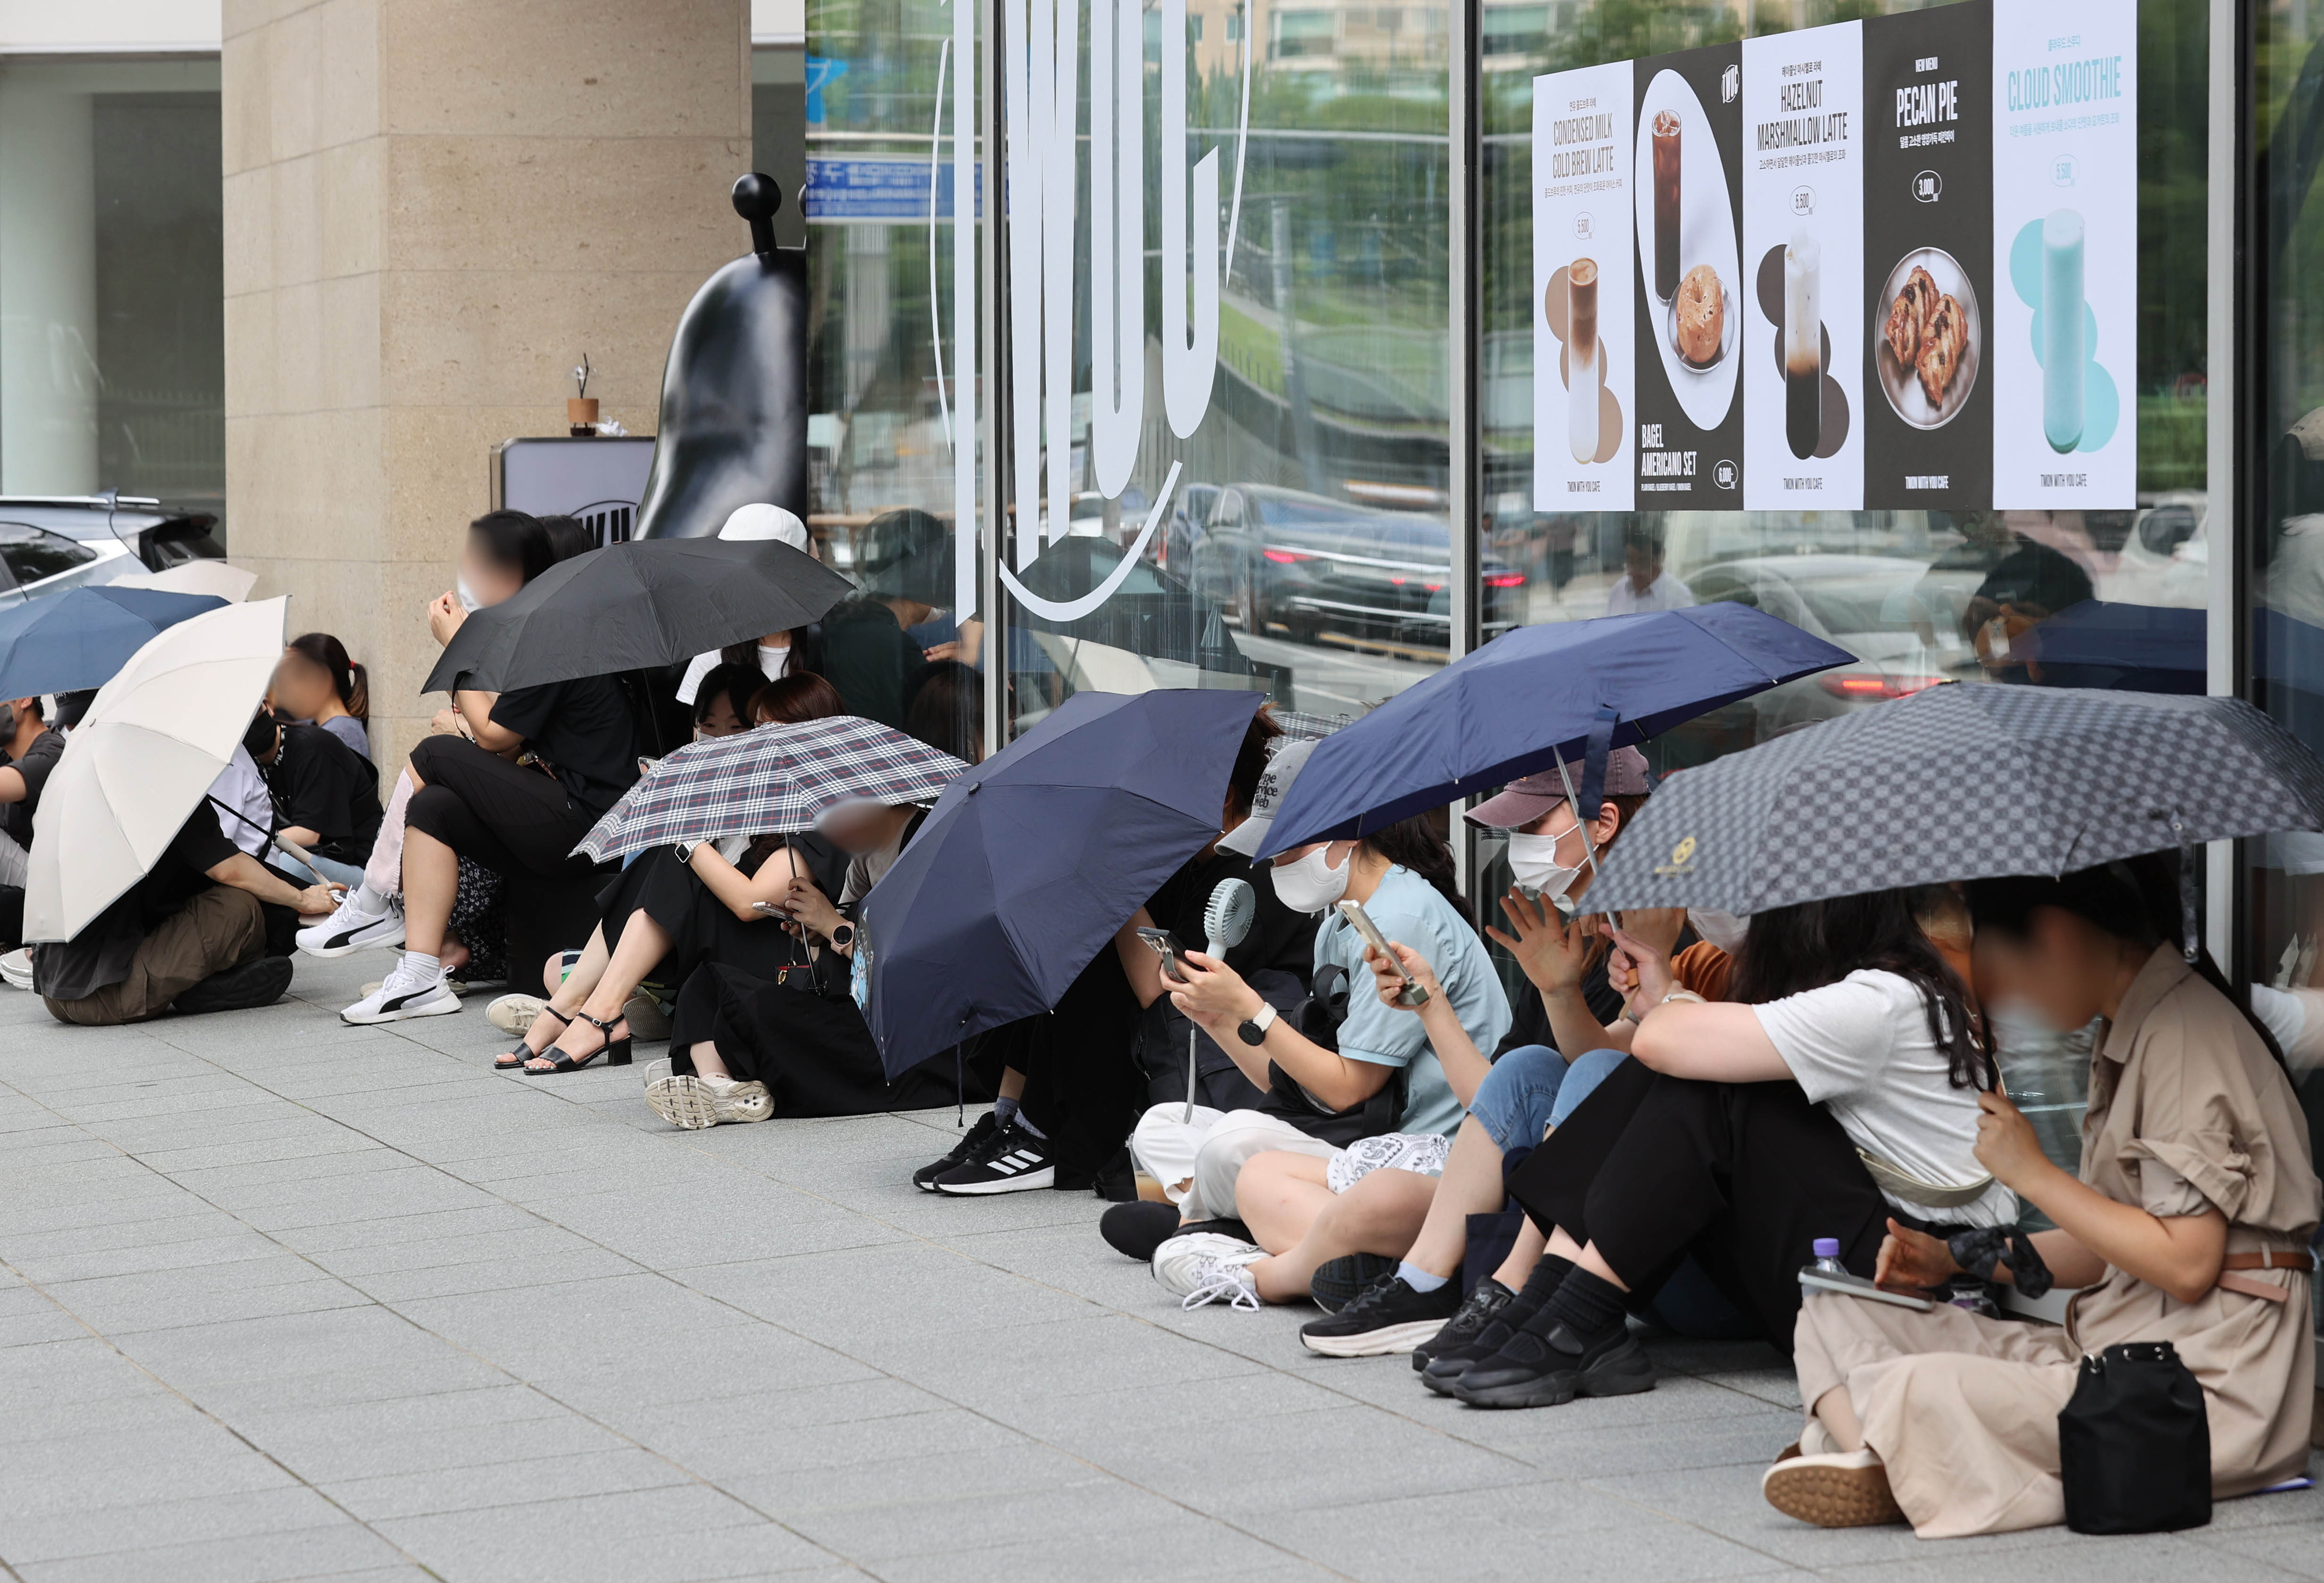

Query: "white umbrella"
left=110, top=561, right=259, bottom=602
left=24, top=597, right=289, bottom=943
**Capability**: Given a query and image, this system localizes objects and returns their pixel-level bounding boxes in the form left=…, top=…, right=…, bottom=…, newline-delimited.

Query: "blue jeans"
left=1469, top=1043, right=1634, bottom=1151
left=271, top=853, right=365, bottom=890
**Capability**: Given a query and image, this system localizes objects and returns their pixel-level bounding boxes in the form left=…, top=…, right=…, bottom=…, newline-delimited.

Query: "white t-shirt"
left=1754, top=969, right=2018, bottom=1228
left=1605, top=569, right=1697, bottom=615
left=675, top=642, right=790, bottom=706
left=209, top=746, right=274, bottom=858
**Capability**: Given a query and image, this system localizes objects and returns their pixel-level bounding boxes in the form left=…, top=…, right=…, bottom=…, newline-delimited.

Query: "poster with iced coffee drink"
left=1627, top=42, right=1743, bottom=506
left=1861, top=0, right=1992, bottom=510
left=1989, top=0, right=2136, bottom=509
left=1534, top=62, right=1635, bottom=511
left=1741, top=22, right=1864, bottom=511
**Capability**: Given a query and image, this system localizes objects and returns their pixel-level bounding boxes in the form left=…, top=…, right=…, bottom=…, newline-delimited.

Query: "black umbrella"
left=423, top=537, right=852, bottom=693
left=1586, top=685, right=2324, bottom=949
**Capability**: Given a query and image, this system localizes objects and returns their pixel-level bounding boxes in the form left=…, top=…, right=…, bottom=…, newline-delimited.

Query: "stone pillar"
left=222, top=0, right=749, bottom=772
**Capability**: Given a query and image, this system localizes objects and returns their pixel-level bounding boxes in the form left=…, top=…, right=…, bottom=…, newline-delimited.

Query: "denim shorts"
left=1469, top=1044, right=1633, bottom=1151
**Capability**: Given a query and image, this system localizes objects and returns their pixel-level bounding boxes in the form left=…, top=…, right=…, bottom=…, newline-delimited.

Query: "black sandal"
left=496, top=1007, right=569, bottom=1070
left=523, top=1010, right=632, bottom=1075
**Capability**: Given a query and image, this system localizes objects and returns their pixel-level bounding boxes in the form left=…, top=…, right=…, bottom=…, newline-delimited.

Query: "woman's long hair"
left=751, top=671, right=847, bottom=725
left=1730, top=887, right=1993, bottom=1091
left=287, top=631, right=368, bottom=728
left=1966, top=854, right=2288, bottom=1069
left=1361, top=814, right=1467, bottom=925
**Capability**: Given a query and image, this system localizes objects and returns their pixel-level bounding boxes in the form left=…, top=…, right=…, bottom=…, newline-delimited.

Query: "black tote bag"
left=2057, top=1341, right=2211, bottom=1534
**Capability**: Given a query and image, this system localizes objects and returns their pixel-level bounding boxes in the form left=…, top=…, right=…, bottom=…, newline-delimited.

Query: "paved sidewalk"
left=0, top=954, right=2316, bottom=1583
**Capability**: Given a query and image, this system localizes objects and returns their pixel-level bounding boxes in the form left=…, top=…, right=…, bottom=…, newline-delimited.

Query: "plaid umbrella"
left=1586, top=685, right=2324, bottom=931
left=573, top=715, right=967, bottom=862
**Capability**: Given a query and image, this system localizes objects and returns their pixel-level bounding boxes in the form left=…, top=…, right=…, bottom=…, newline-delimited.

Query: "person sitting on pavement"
left=33, top=769, right=337, bottom=1026
left=322, top=510, right=640, bottom=1024
left=672, top=504, right=822, bottom=708
left=1136, top=740, right=1514, bottom=1312
left=916, top=708, right=1308, bottom=1199
left=1765, top=859, right=2321, bottom=1537
left=644, top=791, right=987, bottom=1127
left=688, top=662, right=765, bottom=742
left=1426, top=885, right=2012, bottom=1412
left=242, top=710, right=383, bottom=893
left=496, top=672, right=849, bottom=1079
left=272, top=632, right=374, bottom=764
left=0, top=693, right=64, bottom=949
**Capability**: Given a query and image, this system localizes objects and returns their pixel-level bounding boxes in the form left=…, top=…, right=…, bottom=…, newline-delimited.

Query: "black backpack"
left=2058, top=1341, right=2211, bottom=1534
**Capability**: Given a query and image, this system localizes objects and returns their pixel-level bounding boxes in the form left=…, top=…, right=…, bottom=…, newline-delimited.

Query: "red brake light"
left=1261, top=548, right=1310, bottom=564
left=1484, top=572, right=1526, bottom=588
left=1817, top=674, right=1943, bottom=700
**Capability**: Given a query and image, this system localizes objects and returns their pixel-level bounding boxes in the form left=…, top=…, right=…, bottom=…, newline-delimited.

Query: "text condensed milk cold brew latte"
left=1784, top=228, right=1821, bottom=459
left=1651, top=110, right=1682, bottom=302
left=1568, top=259, right=1599, bottom=463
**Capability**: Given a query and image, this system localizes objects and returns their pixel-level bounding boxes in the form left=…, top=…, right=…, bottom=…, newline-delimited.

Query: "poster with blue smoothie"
left=1989, top=1, right=2137, bottom=508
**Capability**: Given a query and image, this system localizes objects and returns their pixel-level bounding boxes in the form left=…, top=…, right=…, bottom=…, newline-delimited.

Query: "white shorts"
left=1129, top=1106, right=1452, bottom=1222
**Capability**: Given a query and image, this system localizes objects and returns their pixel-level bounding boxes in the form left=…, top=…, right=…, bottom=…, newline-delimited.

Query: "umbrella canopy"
left=2017, top=600, right=2204, bottom=693
left=423, top=536, right=853, bottom=693
left=24, top=597, right=289, bottom=943
left=109, top=561, right=259, bottom=602
left=1256, top=603, right=1853, bottom=856
left=1585, top=683, right=2324, bottom=918
left=0, top=585, right=227, bottom=700
left=574, top=715, right=968, bottom=862
left=861, top=689, right=1264, bottom=1076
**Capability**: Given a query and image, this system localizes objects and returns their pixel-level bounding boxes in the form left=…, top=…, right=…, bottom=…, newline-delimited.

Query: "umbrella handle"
left=271, top=834, right=338, bottom=891
left=1185, top=1026, right=1197, bottom=1124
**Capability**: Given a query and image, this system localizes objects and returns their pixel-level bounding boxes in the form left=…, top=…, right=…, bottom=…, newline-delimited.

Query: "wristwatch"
left=828, top=922, right=856, bottom=949
left=1236, top=1001, right=1278, bottom=1046
left=673, top=840, right=700, bottom=864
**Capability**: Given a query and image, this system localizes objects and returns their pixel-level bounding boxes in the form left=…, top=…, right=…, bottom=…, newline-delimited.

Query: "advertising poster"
left=1860, top=0, right=1992, bottom=510
left=1628, top=41, right=1744, bottom=506
left=1989, top=0, right=2137, bottom=509
left=1534, top=62, right=1636, bottom=511
left=1741, top=21, right=1864, bottom=510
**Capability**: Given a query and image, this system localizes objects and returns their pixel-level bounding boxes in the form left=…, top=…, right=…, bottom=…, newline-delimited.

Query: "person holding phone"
left=1137, top=740, right=1511, bottom=1313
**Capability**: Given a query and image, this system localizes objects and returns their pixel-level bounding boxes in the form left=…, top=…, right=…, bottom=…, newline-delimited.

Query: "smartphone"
left=1796, top=1268, right=1936, bottom=1312
left=751, top=900, right=793, bottom=919
left=1135, top=926, right=1192, bottom=984
left=1336, top=900, right=1430, bottom=1007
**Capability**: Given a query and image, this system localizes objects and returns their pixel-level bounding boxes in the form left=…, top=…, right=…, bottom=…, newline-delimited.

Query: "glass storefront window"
left=0, top=59, right=224, bottom=529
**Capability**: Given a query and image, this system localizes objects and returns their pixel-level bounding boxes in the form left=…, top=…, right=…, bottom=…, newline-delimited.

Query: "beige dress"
left=1792, top=946, right=2322, bottom=1538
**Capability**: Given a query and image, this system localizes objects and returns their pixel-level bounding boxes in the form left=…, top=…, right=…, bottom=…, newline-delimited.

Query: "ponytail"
left=288, top=632, right=368, bottom=727
left=343, top=660, right=370, bottom=726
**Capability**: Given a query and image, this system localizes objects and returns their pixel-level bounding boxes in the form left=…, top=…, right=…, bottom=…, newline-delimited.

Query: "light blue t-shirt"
left=1318, top=865, right=1512, bottom=1139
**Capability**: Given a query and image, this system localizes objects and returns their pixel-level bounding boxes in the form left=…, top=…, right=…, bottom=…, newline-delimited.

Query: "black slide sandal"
left=523, top=1011, right=632, bottom=1075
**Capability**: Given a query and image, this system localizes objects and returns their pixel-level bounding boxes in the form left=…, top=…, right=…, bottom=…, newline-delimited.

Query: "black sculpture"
left=633, top=174, right=809, bottom=539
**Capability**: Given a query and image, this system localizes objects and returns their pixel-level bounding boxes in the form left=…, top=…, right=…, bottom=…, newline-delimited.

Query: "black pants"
left=989, top=948, right=1144, bottom=1183
left=407, top=736, right=596, bottom=880
left=598, top=846, right=802, bottom=999
left=1505, top=1058, right=1943, bottom=1356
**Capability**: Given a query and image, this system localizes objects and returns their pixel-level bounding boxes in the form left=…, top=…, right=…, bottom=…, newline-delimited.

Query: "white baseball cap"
left=1217, top=737, right=1319, bottom=858
left=719, top=503, right=809, bottom=551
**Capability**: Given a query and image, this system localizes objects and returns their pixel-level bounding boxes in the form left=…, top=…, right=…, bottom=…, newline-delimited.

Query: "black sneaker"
left=173, top=956, right=293, bottom=1016
left=912, top=1112, right=1000, bottom=1192
left=1451, top=1317, right=1654, bottom=1409
left=1411, top=1278, right=1512, bottom=1374
left=930, top=1120, right=1055, bottom=1195
left=1299, top=1274, right=1463, bottom=1357
left=1422, top=1279, right=1551, bottom=1395
left=1309, top=1252, right=1398, bottom=1314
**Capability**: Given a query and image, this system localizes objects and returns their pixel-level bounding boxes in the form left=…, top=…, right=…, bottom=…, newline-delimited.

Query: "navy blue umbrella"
left=1256, top=602, right=1853, bottom=857
left=861, top=689, right=1264, bottom=1076
left=0, top=585, right=227, bottom=700
left=2019, top=600, right=2204, bottom=693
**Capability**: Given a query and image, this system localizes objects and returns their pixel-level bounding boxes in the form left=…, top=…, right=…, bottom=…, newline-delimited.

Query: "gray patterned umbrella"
left=1587, top=685, right=2324, bottom=919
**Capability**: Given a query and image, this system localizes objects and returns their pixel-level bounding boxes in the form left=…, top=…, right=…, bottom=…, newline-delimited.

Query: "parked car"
left=0, top=493, right=224, bottom=608
left=1185, top=484, right=1526, bottom=649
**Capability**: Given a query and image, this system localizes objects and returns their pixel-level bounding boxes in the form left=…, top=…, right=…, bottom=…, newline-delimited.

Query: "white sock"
left=1397, top=1262, right=1449, bottom=1293
left=400, top=951, right=442, bottom=983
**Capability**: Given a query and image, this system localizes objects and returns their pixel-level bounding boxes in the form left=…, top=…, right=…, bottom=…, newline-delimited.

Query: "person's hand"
left=1971, top=1089, right=2049, bottom=1188
left=1362, top=941, right=1440, bottom=1012
left=428, top=707, right=462, bottom=737
left=1488, top=888, right=1590, bottom=997
left=921, top=640, right=962, bottom=663
left=428, top=590, right=465, bottom=647
left=1873, top=1217, right=1960, bottom=1292
left=780, top=875, right=843, bottom=940
left=1167, top=949, right=1260, bottom=1032
left=293, top=884, right=338, bottom=919
left=1607, top=923, right=1676, bottom=1018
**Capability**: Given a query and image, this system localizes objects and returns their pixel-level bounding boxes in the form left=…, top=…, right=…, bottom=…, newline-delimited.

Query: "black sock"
left=1544, top=1267, right=1628, bottom=1339
left=1518, top=1251, right=1575, bottom=1303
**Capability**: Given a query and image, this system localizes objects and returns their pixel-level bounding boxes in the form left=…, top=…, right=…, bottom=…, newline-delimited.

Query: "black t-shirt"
left=489, top=676, right=640, bottom=816
left=263, top=724, right=383, bottom=864
left=0, top=727, right=64, bottom=848
left=34, top=807, right=237, bottom=1002
left=1144, top=849, right=1317, bottom=980
left=819, top=597, right=930, bottom=730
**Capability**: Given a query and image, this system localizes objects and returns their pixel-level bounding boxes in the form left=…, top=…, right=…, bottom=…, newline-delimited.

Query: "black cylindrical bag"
left=2057, top=1341, right=2211, bottom=1534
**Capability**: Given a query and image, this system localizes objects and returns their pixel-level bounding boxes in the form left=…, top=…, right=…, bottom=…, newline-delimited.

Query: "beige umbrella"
left=110, top=561, right=259, bottom=602
left=24, top=596, right=289, bottom=943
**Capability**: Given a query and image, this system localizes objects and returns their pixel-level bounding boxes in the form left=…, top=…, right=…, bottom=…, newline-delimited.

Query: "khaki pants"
left=45, top=886, right=264, bottom=1026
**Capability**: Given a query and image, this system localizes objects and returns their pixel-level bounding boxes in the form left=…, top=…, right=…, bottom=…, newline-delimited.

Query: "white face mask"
left=1506, top=829, right=1586, bottom=900
left=1272, top=844, right=1352, bottom=915
left=456, top=575, right=483, bottom=613
left=1688, top=908, right=1751, bottom=955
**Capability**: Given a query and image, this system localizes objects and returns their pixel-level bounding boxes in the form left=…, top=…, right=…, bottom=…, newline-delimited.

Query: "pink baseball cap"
left=1464, top=746, right=1652, bottom=830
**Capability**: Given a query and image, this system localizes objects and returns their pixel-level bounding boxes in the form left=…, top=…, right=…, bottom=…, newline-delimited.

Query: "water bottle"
left=1803, top=1237, right=1848, bottom=1291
